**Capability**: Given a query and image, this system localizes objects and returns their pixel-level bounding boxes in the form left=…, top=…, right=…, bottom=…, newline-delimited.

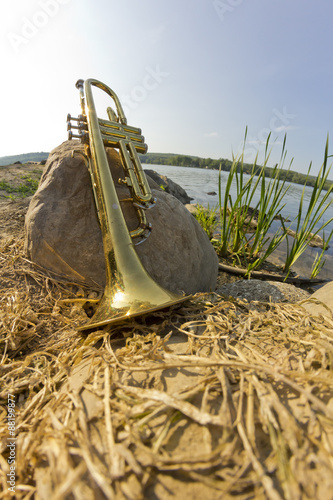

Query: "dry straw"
left=1, top=200, right=333, bottom=499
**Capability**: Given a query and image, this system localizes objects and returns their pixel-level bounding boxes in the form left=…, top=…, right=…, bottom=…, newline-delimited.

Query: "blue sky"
left=1, top=0, right=332, bottom=175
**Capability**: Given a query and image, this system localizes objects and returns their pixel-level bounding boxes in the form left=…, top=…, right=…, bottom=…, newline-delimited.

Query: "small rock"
left=144, top=169, right=193, bottom=204
left=301, top=281, right=333, bottom=317
left=216, top=279, right=310, bottom=303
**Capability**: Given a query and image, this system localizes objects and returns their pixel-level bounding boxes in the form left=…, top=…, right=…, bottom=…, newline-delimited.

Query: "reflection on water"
left=143, top=164, right=333, bottom=282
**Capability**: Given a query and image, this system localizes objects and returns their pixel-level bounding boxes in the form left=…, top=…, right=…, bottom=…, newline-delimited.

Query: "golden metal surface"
left=67, top=78, right=190, bottom=331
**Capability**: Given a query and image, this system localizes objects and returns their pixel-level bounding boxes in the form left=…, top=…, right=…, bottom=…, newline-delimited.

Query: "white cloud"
left=274, top=125, right=299, bottom=133
left=204, top=132, right=219, bottom=138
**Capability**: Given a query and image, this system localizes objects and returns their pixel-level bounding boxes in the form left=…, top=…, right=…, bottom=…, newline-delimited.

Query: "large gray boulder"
left=24, top=141, right=218, bottom=295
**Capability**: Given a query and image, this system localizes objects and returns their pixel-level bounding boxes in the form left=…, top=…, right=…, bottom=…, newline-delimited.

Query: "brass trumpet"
left=67, top=78, right=190, bottom=331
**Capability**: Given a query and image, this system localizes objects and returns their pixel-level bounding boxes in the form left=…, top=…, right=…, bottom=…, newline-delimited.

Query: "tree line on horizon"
left=139, top=152, right=333, bottom=191
left=1, top=150, right=332, bottom=191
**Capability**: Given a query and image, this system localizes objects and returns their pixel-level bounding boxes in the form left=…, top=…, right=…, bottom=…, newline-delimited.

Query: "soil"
left=0, top=162, right=44, bottom=198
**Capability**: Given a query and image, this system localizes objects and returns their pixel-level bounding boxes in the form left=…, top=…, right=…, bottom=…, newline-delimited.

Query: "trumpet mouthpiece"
left=75, top=79, right=84, bottom=90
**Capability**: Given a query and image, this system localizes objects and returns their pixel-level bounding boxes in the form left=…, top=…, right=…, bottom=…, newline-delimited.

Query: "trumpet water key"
left=67, top=78, right=190, bottom=331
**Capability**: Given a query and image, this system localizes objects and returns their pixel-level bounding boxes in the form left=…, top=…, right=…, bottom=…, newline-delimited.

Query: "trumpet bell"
left=78, top=280, right=189, bottom=331
left=77, top=203, right=190, bottom=331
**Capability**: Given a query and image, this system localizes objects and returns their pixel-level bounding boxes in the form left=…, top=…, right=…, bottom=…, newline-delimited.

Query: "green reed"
left=281, top=135, right=333, bottom=278
left=217, top=131, right=290, bottom=271
left=203, top=132, right=333, bottom=279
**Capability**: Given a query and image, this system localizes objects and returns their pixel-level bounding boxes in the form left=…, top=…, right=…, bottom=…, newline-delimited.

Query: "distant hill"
left=0, top=152, right=49, bottom=165
left=1, top=150, right=331, bottom=191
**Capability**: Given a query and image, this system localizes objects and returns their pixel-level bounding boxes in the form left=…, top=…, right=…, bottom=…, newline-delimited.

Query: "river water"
left=143, top=163, right=333, bottom=282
